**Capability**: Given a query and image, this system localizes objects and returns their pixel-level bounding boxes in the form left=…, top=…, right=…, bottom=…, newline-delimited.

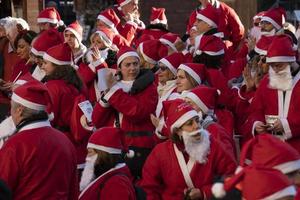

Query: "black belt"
left=126, top=131, right=153, bottom=137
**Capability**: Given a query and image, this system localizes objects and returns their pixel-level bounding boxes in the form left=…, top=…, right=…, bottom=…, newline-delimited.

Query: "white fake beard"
left=182, top=129, right=210, bottom=164
left=198, top=111, right=203, bottom=121
left=269, top=65, right=293, bottom=91
left=80, top=154, right=98, bottom=191
left=0, top=116, right=16, bottom=141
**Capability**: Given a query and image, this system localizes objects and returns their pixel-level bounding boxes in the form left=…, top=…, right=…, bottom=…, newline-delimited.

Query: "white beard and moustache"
left=182, top=128, right=210, bottom=164
left=268, top=65, right=293, bottom=91
left=80, top=154, right=98, bottom=191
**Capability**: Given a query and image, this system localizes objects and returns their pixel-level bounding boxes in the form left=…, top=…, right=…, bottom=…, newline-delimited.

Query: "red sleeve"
left=92, top=100, right=115, bottom=129
left=220, top=3, right=245, bottom=46
left=0, top=143, right=20, bottom=192
left=140, top=146, right=163, bottom=200
left=118, top=22, right=137, bottom=44
left=104, top=84, right=158, bottom=121
left=201, top=139, right=237, bottom=198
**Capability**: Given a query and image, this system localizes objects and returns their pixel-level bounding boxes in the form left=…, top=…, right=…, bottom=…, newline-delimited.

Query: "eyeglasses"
left=159, top=66, right=168, bottom=71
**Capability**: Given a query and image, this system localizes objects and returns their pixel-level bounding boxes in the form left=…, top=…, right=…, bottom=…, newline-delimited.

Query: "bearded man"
left=245, top=35, right=300, bottom=153
left=140, top=99, right=236, bottom=200
left=79, top=127, right=136, bottom=200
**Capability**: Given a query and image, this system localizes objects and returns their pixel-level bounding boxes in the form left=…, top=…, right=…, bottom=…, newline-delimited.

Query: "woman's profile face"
left=41, top=59, right=56, bottom=76
left=176, top=69, right=195, bottom=93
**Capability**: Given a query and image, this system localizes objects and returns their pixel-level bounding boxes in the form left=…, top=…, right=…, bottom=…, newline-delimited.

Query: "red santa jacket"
left=45, top=80, right=88, bottom=165
left=243, top=72, right=300, bottom=152
left=140, top=138, right=237, bottom=200
left=92, top=70, right=158, bottom=149
left=79, top=163, right=136, bottom=200
left=0, top=120, right=78, bottom=200
left=187, top=0, right=244, bottom=48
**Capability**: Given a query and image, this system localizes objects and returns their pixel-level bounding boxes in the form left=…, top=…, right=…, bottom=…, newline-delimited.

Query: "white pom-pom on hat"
left=126, top=149, right=135, bottom=158
left=211, top=182, right=226, bottom=199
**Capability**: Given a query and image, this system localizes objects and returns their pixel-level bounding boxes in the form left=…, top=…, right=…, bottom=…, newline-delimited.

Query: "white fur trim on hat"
left=139, top=43, right=157, bottom=64
left=65, top=27, right=82, bottom=42
left=117, top=51, right=139, bottom=66
left=184, top=92, right=209, bottom=114
left=119, top=0, right=132, bottom=7
left=196, top=13, right=217, bottom=28
left=266, top=56, right=296, bottom=63
left=274, top=159, right=300, bottom=174
left=262, top=185, right=296, bottom=200
left=150, top=18, right=167, bottom=25
left=11, top=93, right=46, bottom=111
left=195, top=49, right=225, bottom=56
left=178, top=64, right=201, bottom=84
left=170, top=110, right=198, bottom=132
left=37, top=18, right=58, bottom=24
left=43, top=53, right=71, bottom=66
left=159, top=38, right=177, bottom=52
left=31, top=47, right=45, bottom=57
left=97, top=15, right=115, bottom=29
left=87, top=143, right=122, bottom=154
left=211, top=183, right=226, bottom=199
left=254, top=46, right=267, bottom=55
left=261, top=16, right=283, bottom=30
left=159, top=58, right=176, bottom=75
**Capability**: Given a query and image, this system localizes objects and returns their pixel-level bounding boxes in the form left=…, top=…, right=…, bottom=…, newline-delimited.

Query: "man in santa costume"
left=260, top=7, right=286, bottom=36
left=187, top=0, right=244, bottom=50
left=79, top=127, right=136, bottom=200
left=141, top=99, right=236, bottom=200
left=0, top=81, right=78, bottom=199
left=37, top=7, right=64, bottom=32
left=245, top=34, right=300, bottom=153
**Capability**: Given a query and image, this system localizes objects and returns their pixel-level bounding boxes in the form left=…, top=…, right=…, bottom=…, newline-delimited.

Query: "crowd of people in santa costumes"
left=1, top=0, right=300, bottom=199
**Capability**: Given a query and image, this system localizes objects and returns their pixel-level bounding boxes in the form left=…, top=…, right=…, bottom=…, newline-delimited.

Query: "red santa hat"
left=266, top=35, right=296, bottom=63
left=196, top=3, right=219, bottom=28
left=94, top=28, right=114, bottom=48
left=254, top=35, right=275, bottom=55
left=150, top=7, right=167, bottom=25
left=159, top=33, right=182, bottom=52
left=43, top=43, right=72, bottom=66
left=64, top=21, right=83, bottom=42
left=238, top=133, right=300, bottom=174
left=31, top=29, right=62, bottom=57
left=178, top=63, right=206, bottom=85
left=253, top=11, right=266, bottom=21
left=163, top=99, right=198, bottom=133
left=194, top=34, right=225, bottom=56
left=159, top=52, right=186, bottom=76
left=88, top=127, right=131, bottom=155
left=261, top=7, right=286, bottom=30
left=97, top=9, right=120, bottom=34
left=117, top=46, right=140, bottom=67
left=11, top=81, right=52, bottom=112
left=139, top=40, right=168, bottom=64
left=212, top=166, right=297, bottom=200
left=184, top=85, right=219, bottom=114
left=135, top=34, right=155, bottom=49
left=37, top=7, right=64, bottom=26
left=117, top=0, right=136, bottom=7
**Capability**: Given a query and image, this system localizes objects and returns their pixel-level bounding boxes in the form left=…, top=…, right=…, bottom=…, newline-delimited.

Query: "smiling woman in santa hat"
left=141, top=99, right=236, bottom=200
left=41, top=42, right=88, bottom=171
left=92, top=46, right=158, bottom=181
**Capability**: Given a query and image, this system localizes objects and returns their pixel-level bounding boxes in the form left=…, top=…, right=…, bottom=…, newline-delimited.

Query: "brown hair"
left=184, top=71, right=199, bottom=88
left=44, top=64, right=83, bottom=91
left=170, top=128, right=182, bottom=143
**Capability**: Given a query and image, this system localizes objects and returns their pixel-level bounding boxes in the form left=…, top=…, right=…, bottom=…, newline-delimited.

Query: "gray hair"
left=12, top=101, right=47, bottom=120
